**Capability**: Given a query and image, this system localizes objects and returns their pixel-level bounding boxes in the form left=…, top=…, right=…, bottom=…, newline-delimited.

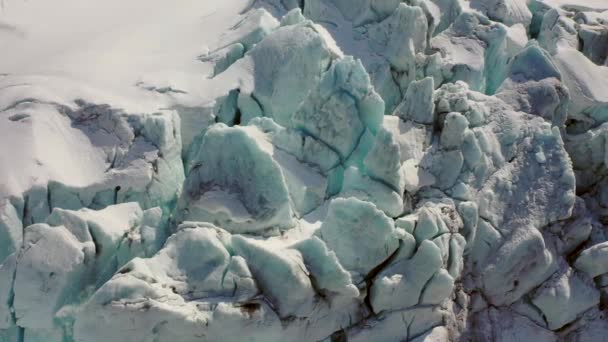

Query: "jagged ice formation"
left=1, top=0, right=608, bottom=341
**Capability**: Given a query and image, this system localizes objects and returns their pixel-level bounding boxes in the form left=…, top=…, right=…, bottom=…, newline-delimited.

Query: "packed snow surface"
left=1, top=0, right=608, bottom=341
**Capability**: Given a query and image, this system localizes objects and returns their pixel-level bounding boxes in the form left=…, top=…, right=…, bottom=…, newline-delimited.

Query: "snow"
left=0, top=0, right=252, bottom=201
left=540, top=0, right=608, bottom=11
left=0, top=103, right=108, bottom=196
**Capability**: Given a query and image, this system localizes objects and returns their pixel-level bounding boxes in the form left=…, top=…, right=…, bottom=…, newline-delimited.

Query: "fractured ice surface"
left=2, top=0, right=608, bottom=341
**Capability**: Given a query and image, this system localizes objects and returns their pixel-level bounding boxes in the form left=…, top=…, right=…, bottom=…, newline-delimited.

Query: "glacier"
left=1, top=0, right=608, bottom=341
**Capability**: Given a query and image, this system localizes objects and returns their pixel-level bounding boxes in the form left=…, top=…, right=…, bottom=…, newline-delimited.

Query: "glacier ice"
left=1, top=0, right=608, bottom=341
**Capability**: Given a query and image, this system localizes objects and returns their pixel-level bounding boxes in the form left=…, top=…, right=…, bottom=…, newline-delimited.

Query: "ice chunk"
left=347, top=306, right=447, bottom=341
left=363, top=127, right=404, bottom=193
left=382, top=116, right=430, bottom=163
left=73, top=223, right=358, bottom=341
left=246, top=22, right=332, bottom=126
left=402, top=158, right=436, bottom=193
left=431, top=12, right=512, bottom=93
left=0, top=253, right=17, bottom=330
left=424, top=149, right=464, bottom=190
left=178, top=124, right=295, bottom=234
left=0, top=201, right=21, bottom=329
left=548, top=199, right=593, bottom=255
left=371, top=0, right=402, bottom=20
left=470, top=307, right=557, bottom=342
left=457, top=201, right=479, bottom=252
left=394, top=77, right=436, bottom=124
left=0, top=201, right=23, bottom=262
left=477, top=124, right=575, bottom=231
left=479, top=226, right=558, bottom=306
left=462, top=130, right=483, bottom=168
left=411, top=326, right=449, bottom=342
left=429, top=0, right=464, bottom=35
left=201, top=43, right=245, bottom=77
left=504, top=42, right=562, bottom=85
left=537, top=9, right=578, bottom=55
left=554, top=47, right=608, bottom=126
left=415, top=206, right=445, bottom=241
left=496, top=43, right=569, bottom=125
left=73, top=225, right=285, bottom=340
left=368, top=3, right=428, bottom=70
left=0, top=326, right=20, bottom=342
left=237, top=92, right=264, bottom=124
left=232, top=236, right=316, bottom=317
left=46, top=203, right=161, bottom=283
left=431, top=14, right=487, bottom=92
left=280, top=8, right=307, bottom=27
left=293, top=57, right=384, bottom=159
left=74, top=274, right=212, bottom=342
left=222, top=8, right=279, bottom=51
left=564, top=122, right=608, bottom=191
left=139, top=227, right=243, bottom=298
left=469, top=0, right=532, bottom=27
left=245, top=123, right=331, bottom=215
left=563, top=313, right=608, bottom=341
left=371, top=240, right=443, bottom=312
left=13, top=224, right=88, bottom=329
left=574, top=242, right=608, bottom=277
left=214, top=89, right=239, bottom=125
left=250, top=117, right=341, bottom=173
left=440, top=112, right=469, bottom=149
left=396, top=215, right=417, bottom=235
left=420, top=268, right=454, bottom=305
left=531, top=266, right=600, bottom=329
left=448, top=233, right=467, bottom=278
left=292, top=237, right=359, bottom=297
left=305, top=0, right=369, bottom=23
left=72, top=226, right=270, bottom=341
left=12, top=203, right=159, bottom=333
left=578, top=24, right=608, bottom=65
left=318, top=197, right=399, bottom=277
left=505, top=24, right=529, bottom=55
left=340, top=167, right=404, bottom=217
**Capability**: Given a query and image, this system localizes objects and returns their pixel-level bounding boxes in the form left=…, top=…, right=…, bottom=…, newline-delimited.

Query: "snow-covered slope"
left=1, top=0, right=608, bottom=341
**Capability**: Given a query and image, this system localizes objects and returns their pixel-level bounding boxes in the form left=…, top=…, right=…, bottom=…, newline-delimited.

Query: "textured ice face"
left=2, top=0, right=608, bottom=341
